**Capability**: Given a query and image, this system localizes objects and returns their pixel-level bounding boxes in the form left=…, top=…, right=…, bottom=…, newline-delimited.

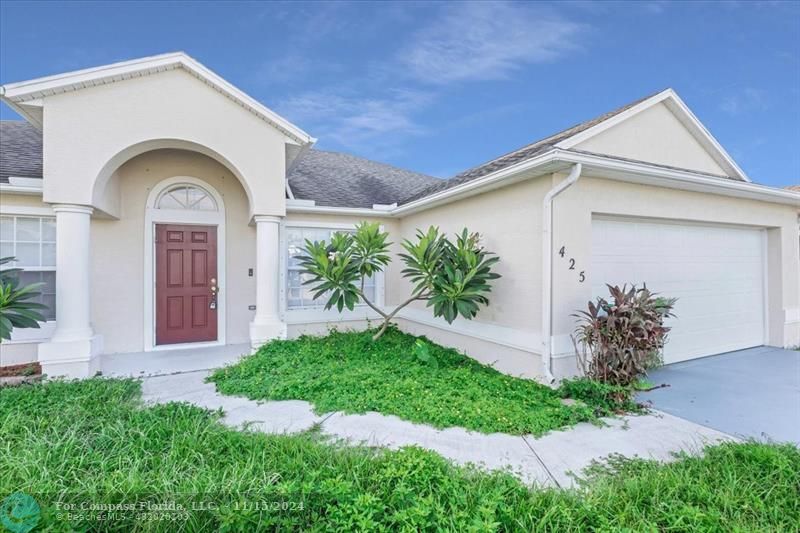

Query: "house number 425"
left=559, top=247, right=585, bottom=283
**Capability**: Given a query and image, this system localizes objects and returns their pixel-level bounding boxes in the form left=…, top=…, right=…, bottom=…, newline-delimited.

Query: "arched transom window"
left=156, top=184, right=218, bottom=211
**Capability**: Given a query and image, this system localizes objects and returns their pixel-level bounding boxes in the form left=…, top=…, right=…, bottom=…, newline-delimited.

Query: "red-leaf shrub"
left=572, top=284, right=676, bottom=387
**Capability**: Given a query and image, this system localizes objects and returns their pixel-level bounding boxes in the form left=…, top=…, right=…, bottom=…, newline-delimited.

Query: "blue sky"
left=1, top=1, right=798, bottom=186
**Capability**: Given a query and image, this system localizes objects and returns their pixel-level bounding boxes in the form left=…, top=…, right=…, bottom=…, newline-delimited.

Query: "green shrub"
left=572, top=284, right=676, bottom=387
left=210, top=327, right=598, bottom=436
left=558, top=378, right=641, bottom=416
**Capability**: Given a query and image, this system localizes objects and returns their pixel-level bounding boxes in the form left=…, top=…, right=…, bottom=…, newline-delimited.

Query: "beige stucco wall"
left=0, top=193, right=50, bottom=210
left=40, top=68, right=290, bottom=218
left=90, top=149, right=256, bottom=354
left=387, top=178, right=550, bottom=378
left=0, top=342, right=37, bottom=366
left=575, top=102, right=728, bottom=176
left=391, top=179, right=550, bottom=328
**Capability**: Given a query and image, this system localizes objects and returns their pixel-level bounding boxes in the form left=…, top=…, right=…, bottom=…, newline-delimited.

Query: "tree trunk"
left=366, top=292, right=429, bottom=341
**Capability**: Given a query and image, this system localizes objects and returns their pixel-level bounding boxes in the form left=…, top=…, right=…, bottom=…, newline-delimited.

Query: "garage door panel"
left=591, top=218, right=765, bottom=364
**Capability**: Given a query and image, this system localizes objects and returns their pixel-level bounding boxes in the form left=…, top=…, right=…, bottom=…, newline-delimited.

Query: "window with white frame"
left=156, top=184, right=217, bottom=211
left=286, top=226, right=377, bottom=310
left=0, top=215, right=56, bottom=320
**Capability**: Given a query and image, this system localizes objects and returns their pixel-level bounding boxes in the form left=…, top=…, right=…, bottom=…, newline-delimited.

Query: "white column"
left=38, top=204, right=102, bottom=378
left=249, top=215, right=286, bottom=349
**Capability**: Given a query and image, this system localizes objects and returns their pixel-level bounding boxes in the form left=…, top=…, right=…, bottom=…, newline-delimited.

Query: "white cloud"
left=720, top=87, right=767, bottom=116
left=265, top=3, right=584, bottom=156
left=400, top=2, right=583, bottom=84
left=277, top=88, right=434, bottom=154
left=256, top=55, right=312, bottom=85
left=255, top=54, right=345, bottom=87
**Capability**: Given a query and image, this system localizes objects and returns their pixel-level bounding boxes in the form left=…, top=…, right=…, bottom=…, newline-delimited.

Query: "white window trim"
left=0, top=206, right=54, bottom=216
left=0, top=209, right=57, bottom=342
left=281, top=221, right=386, bottom=322
left=155, top=183, right=219, bottom=211
left=142, top=176, right=227, bottom=352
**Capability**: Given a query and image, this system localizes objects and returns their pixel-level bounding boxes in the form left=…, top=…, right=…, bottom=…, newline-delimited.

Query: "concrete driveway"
left=638, top=346, right=800, bottom=444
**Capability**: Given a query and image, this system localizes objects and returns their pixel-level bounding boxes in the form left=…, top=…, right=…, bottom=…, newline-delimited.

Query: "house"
left=1, top=52, right=798, bottom=380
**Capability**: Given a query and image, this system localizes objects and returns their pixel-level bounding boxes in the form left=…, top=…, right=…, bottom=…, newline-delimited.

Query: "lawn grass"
left=1, top=378, right=798, bottom=531
left=209, top=327, right=603, bottom=436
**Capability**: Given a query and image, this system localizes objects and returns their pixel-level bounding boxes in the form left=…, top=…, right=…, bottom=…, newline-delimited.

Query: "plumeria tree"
left=298, top=222, right=501, bottom=340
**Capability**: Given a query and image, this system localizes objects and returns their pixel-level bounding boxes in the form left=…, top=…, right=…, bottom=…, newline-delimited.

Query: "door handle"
left=209, top=278, right=219, bottom=310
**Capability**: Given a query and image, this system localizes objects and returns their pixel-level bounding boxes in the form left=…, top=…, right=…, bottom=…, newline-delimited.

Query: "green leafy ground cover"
left=1, top=378, right=798, bottom=531
left=209, top=327, right=606, bottom=436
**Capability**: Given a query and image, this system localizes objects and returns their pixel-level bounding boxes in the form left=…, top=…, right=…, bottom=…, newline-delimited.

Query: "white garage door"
left=591, top=217, right=765, bottom=364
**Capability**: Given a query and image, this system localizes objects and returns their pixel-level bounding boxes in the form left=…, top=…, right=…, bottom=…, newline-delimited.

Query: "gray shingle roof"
left=0, top=121, right=43, bottom=183
left=399, top=91, right=664, bottom=204
left=287, top=149, right=440, bottom=208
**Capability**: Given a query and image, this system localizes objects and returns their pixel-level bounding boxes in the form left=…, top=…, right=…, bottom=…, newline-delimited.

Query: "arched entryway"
left=38, top=139, right=288, bottom=377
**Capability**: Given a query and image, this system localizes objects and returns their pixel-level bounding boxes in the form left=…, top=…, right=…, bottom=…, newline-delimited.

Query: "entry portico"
left=1, top=52, right=314, bottom=377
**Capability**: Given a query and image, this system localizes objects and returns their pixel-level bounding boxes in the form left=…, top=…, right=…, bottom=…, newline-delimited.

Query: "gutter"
left=541, top=163, right=582, bottom=385
left=393, top=149, right=798, bottom=217
left=0, top=185, right=43, bottom=196
left=285, top=204, right=394, bottom=218
left=0, top=177, right=44, bottom=196
left=394, top=150, right=562, bottom=216
left=557, top=150, right=799, bottom=205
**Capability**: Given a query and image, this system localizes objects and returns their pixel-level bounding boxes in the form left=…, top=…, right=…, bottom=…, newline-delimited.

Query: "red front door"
left=155, top=224, right=218, bottom=345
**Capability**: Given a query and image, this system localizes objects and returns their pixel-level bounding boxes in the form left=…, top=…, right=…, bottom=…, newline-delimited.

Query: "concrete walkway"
left=102, top=343, right=251, bottom=377
left=141, top=371, right=733, bottom=488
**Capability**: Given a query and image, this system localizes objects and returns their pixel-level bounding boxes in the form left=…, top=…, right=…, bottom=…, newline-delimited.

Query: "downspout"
left=541, top=163, right=582, bottom=384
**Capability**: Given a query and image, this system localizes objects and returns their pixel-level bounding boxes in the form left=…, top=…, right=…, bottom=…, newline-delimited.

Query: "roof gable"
left=399, top=91, right=660, bottom=204
left=400, top=88, right=749, bottom=205
left=570, top=101, right=728, bottom=177
left=556, top=89, right=749, bottom=181
left=0, top=52, right=314, bottom=145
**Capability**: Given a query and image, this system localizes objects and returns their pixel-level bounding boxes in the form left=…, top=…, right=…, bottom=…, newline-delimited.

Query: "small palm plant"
left=0, top=256, right=47, bottom=341
left=299, top=222, right=500, bottom=340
